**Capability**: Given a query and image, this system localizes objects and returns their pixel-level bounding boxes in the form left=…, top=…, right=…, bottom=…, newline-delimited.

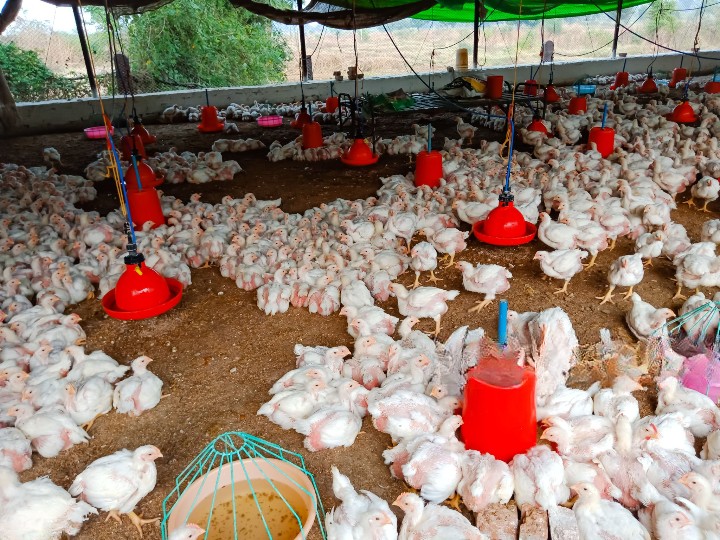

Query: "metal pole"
left=473, top=0, right=481, bottom=68
left=611, top=0, right=623, bottom=59
left=297, top=0, right=308, bottom=81
left=72, top=2, right=97, bottom=97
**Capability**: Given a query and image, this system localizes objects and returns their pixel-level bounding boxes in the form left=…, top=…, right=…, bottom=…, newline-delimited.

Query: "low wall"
left=3, top=51, right=719, bottom=137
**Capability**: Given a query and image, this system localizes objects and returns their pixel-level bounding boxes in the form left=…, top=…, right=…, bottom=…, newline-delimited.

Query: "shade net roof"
left=34, top=0, right=651, bottom=28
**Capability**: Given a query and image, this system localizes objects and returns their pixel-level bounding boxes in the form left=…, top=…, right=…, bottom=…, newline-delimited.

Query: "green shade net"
left=414, top=0, right=653, bottom=22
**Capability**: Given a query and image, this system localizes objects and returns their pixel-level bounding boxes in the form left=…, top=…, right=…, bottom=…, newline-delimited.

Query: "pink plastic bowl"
left=257, top=115, right=283, bottom=128
left=84, top=126, right=114, bottom=139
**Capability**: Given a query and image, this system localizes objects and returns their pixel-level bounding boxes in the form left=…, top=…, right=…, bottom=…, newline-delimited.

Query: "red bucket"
left=588, top=127, right=615, bottom=158
left=462, top=357, right=537, bottom=462
left=705, top=81, right=720, bottom=94
left=127, top=188, right=165, bottom=229
left=611, top=71, right=629, bottom=90
left=198, top=106, right=224, bottom=133
left=568, top=96, right=587, bottom=114
left=302, top=121, right=323, bottom=149
left=485, top=76, right=503, bottom=99
left=325, top=96, right=339, bottom=113
left=414, top=150, right=442, bottom=188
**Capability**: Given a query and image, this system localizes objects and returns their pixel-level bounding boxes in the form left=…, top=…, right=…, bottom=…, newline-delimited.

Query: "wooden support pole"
left=473, top=0, right=481, bottom=68
left=72, top=1, right=97, bottom=97
left=611, top=0, right=623, bottom=59
left=297, top=0, right=309, bottom=80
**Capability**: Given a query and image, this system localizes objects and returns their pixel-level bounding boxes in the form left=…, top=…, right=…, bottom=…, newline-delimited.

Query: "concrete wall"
left=3, top=51, right=719, bottom=137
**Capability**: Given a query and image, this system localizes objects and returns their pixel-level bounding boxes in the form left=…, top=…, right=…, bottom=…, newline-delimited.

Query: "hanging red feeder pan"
left=667, top=100, right=698, bottom=124
left=198, top=105, right=224, bottom=133
left=638, top=74, right=658, bottom=94
left=568, top=96, right=587, bottom=114
left=302, top=122, right=323, bottom=150
left=669, top=67, right=688, bottom=88
left=705, top=81, right=720, bottom=94
left=120, top=134, right=147, bottom=161
left=462, top=300, right=537, bottom=462
left=291, top=107, right=312, bottom=129
left=523, top=79, right=539, bottom=96
left=527, top=116, right=549, bottom=134
left=610, top=71, right=629, bottom=90
left=341, top=138, right=379, bottom=167
left=543, top=84, right=560, bottom=103
left=101, top=130, right=182, bottom=321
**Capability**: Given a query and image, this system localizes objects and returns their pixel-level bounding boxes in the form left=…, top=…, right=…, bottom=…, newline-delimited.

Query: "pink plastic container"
left=258, top=115, right=283, bottom=128
left=84, top=126, right=114, bottom=139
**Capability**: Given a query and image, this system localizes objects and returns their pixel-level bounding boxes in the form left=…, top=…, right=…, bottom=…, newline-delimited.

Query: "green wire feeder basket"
left=161, top=432, right=326, bottom=540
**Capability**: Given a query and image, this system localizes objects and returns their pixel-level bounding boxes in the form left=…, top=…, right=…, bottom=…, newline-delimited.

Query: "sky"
left=17, top=0, right=83, bottom=33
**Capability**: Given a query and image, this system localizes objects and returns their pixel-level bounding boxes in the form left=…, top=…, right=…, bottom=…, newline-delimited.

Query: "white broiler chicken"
left=457, top=450, right=513, bottom=512
left=455, top=262, right=511, bottom=312
left=537, top=213, right=578, bottom=250
left=455, top=116, right=477, bottom=143
left=701, top=429, right=720, bottom=460
left=597, top=253, right=644, bottom=305
left=593, top=375, right=644, bottom=423
left=69, top=445, right=163, bottom=535
left=325, top=466, right=397, bottom=540
left=572, top=483, right=650, bottom=540
left=168, top=524, right=205, bottom=540
left=511, top=445, right=569, bottom=510
left=536, top=383, right=599, bottom=421
left=634, top=231, right=665, bottom=267
left=393, top=492, right=483, bottom=539
left=401, top=415, right=465, bottom=504
left=7, top=403, right=89, bottom=458
left=295, top=406, right=362, bottom=452
left=0, top=428, right=32, bottom=472
left=688, top=176, right=720, bottom=212
left=113, top=356, right=164, bottom=417
left=65, top=377, right=113, bottom=430
left=421, top=227, right=469, bottom=268
left=540, top=415, right=615, bottom=461
left=389, top=283, right=459, bottom=337
left=257, top=380, right=327, bottom=429
left=0, top=466, right=97, bottom=540
left=625, top=293, right=675, bottom=341
left=534, top=249, right=587, bottom=295
left=656, top=376, right=720, bottom=437
left=369, top=389, right=452, bottom=442
left=410, top=241, right=440, bottom=288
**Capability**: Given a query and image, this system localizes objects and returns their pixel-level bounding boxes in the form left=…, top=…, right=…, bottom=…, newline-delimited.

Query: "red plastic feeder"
left=543, top=84, right=560, bottom=103
left=668, top=101, right=697, bottom=124
left=705, top=81, right=720, bottom=94
left=527, top=117, right=549, bottom=134
left=414, top=150, right=442, bottom=189
left=638, top=75, right=658, bottom=94
left=302, top=122, right=323, bottom=149
left=472, top=200, right=537, bottom=246
left=341, top=139, right=379, bottom=167
left=462, top=356, right=537, bottom=462
left=485, top=76, right=503, bottom=99
left=120, top=134, right=147, bottom=161
left=610, top=71, right=629, bottom=90
left=130, top=122, right=157, bottom=145
left=669, top=67, right=688, bottom=88
left=325, top=96, right=339, bottom=113
left=102, top=259, right=182, bottom=321
left=568, top=96, right=587, bottom=114
left=588, top=126, right=615, bottom=158
left=524, top=79, right=539, bottom=96
left=126, top=160, right=162, bottom=191
left=197, top=106, right=224, bottom=133
left=290, top=107, right=312, bottom=129
left=127, top=188, right=165, bottom=229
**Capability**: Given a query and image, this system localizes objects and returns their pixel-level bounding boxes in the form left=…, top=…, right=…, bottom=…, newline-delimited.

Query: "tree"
left=645, top=0, right=680, bottom=37
left=123, top=0, right=289, bottom=89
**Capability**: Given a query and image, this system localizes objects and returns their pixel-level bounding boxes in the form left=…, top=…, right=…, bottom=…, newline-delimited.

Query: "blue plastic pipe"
left=498, top=299, right=508, bottom=348
left=108, top=135, right=138, bottom=245
left=427, top=123, right=432, bottom=152
left=601, top=103, right=608, bottom=128
left=130, top=154, right=144, bottom=191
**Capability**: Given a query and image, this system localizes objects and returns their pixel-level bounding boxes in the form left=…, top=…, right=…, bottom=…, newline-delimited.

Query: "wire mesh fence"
left=1, top=0, right=719, bottom=103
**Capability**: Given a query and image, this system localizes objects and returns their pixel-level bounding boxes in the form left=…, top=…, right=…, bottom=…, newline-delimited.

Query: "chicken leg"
left=127, top=511, right=159, bottom=538
left=609, top=237, right=617, bottom=251
left=643, top=258, right=653, bottom=267
left=684, top=197, right=696, bottom=208
left=444, top=493, right=462, bottom=511
left=433, top=315, right=442, bottom=337
left=596, top=285, right=616, bottom=305
left=584, top=253, right=599, bottom=269
left=428, top=270, right=442, bottom=284
left=622, top=286, right=635, bottom=300
left=672, top=283, right=686, bottom=301
left=554, top=279, right=571, bottom=295
left=702, top=201, right=713, bottom=212
left=105, top=510, right=122, bottom=523
left=442, top=253, right=457, bottom=269
left=468, top=297, right=493, bottom=313
left=413, top=271, right=421, bottom=289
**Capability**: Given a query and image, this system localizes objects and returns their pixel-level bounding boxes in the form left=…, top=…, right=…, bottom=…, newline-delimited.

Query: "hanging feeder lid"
left=543, top=84, right=560, bottom=103
left=102, top=259, right=182, bottom=320
left=668, top=101, right=698, bottom=124
left=473, top=200, right=537, bottom=246
left=341, top=138, right=379, bottom=167
left=291, top=107, right=312, bottom=129
left=126, top=160, right=162, bottom=190
left=527, top=117, right=549, bottom=134
left=638, top=74, right=658, bottom=94
left=131, top=122, right=157, bottom=145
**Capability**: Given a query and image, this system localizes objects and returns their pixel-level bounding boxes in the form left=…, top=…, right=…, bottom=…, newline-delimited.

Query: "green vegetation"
left=0, top=42, right=90, bottom=102
left=123, top=0, right=289, bottom=89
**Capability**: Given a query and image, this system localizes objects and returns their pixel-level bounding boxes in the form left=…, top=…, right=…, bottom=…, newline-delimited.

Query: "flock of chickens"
left=1, top=72, right=720, bottom=539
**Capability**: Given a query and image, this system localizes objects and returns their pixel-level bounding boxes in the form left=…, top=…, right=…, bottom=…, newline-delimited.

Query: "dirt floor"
left=0, top=110, right=713, bottom=539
